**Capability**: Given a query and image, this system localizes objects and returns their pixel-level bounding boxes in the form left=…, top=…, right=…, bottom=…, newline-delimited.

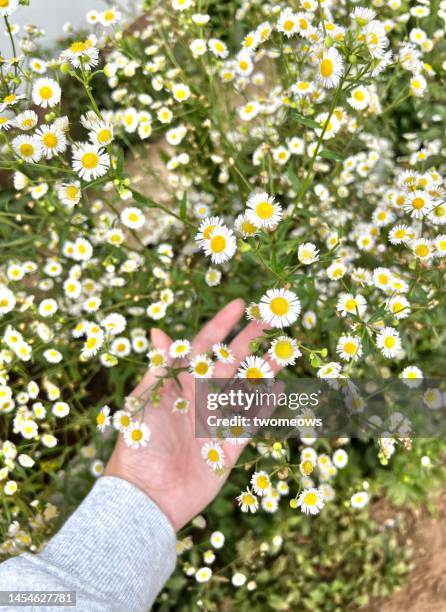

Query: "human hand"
left=105, top=299, right=281, bottom=531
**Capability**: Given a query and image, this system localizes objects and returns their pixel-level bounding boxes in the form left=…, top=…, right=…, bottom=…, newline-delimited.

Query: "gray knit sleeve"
left=0, top=476, right=177, bottom=611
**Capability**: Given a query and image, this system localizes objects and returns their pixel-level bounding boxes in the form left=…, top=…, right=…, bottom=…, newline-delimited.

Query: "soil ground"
left=365, top=494, right=446, bottom=612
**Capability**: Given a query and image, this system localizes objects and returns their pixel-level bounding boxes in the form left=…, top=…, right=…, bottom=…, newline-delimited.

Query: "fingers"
left=132, top=327, right=173, bottom=399
left=214, top=320, right=269, bottom=378
left=192, top=298, right=245, bottom=355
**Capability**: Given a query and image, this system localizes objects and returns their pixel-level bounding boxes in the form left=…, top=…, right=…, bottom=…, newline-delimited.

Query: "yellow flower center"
left=412, top=197, right=425, bottom=210
left=43, top=133, right=57, bottom=148
left=344, top=341, right=357, bottom=355
left=256, top=475, right=270, bottom=489
left=303, top=492, right=317, bottom=506
left=345, top=299, right=358, bottom=312
left=66, top=186, right=79, bottom=199
left=151, top=354, right=164, bottom=367
left=0, top=0, right=10, bottom=8
left=39, top=86, right=53, bottom=100
left=195, top=362, right=209, bottom=375
left=19, top=143, right=34, bottom=157
left=70, top=41, right=87, bottom=53
left=384, top=336, right=396, bottom=349
left=415, top=244, right=429, bottom=257
left=320, top=59, right=334, bottom=77
left=301, top=460, right=313, bottom=475
left=246, top=367, right=263, bottom=379
left=210, top=235, right=226, bottom=253
left=242, top=493, right=255, bottom=505
left=242, top=220, right=257, bottom=234
left=96, top=412, right=105, bottom=425
left=270, top=297, right=289, bottom=316
left=131, top=429, right=143, bottom=442
left=283, top=19, right=295, bottom=31
left=208, top=449, right=219, bottom=462
left=274, top=340, right=293, bottom=359
left=97, top=129, right=112, bottom=144
left=256, top=202, right=273, bottom=219
left=81, top=152, right=99, bottom=169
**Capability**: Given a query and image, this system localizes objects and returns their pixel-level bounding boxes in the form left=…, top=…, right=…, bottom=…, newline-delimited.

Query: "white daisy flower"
left=237, top=355, right=274, bottom=379
left=72, top=143, right=110, bottom=181
left=12, top=135, right=42, bottom=163
left=169, top=339, right=192, bottom=359
left=201, top=442, right=225, bottom=470
left=298, top=242, right=319, bottom=265
left=259, top=288, right=301, bottom=328
left=124, top=422, right=151, bottom=448
left=236, top=488, right=259, bottom=513
left=351, top=491, right=369, bottom=509
left=0, top=0, right=19, bottom=17
left=336, top=335, right=363, bottom=362
left=32, top=78, right=61, bottom=108
left=269, top=336, right=301, bottom=366
left=121, top=207, right=145, bottom=229
left=190, top=354, right=215, bottom=378
left=317, top=47, right=344, bottom=88
left=376, top=327, right=402, bottom=359
left=297, top=487, right=325, bottom=515
left=246, top=192, right=282, bottom=230
left=202, top=226, right=237, bottom=264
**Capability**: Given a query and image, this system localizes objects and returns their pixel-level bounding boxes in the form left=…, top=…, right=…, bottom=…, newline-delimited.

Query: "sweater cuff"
left=40, top=476, right=177, bottom=610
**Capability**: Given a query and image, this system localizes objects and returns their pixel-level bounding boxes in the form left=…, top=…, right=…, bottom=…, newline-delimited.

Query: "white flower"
left=201, top=442, right=225, bottom=470
left=32, top=78, right=61, bottom=108
left=269, top=336, right=301, bottom=366
left=246, top=192, right=282, bottom=229
left=121, top=207, right=145, bottom=229
left=259, top=288, right=301, bottom=328
left=147, top=302, right=167, bottom=320
left=0, top=286, right=16, bottom=315
left=297, top=487, right=325, bottom=515
left=190, top=354, right=215, bottom=378
left=0, top=0, right=19, bottom=17
left=100, top=7, right=122, bottom=26
left=124, top=422, right=151, bottom=448
left=12, top=135, right=42, bottom=163
left=333, top=449, right=348, bottom=468
left=351, top=491, right=369, bottom=509
left=209, top=38, right=228, bottom=58
left=172, top=83, right=191, bottom=102
left=237, top=355, right=274, bottom=379
left=210, top=531, right=225, bottom=549
left=195, top=567, right=212, bottom=583
left=35, top=124, right=68, bottom=159
left=376, top=327, right=402, bottom=358
left=298, top=243, right=319, bottom=265
left=202, top=226, right=237, bottom=264
left=317, top=48, right=344, bottom=88
left=72, top=144, right=110, bottom=181
left=232, top=572, right=247, bottom=587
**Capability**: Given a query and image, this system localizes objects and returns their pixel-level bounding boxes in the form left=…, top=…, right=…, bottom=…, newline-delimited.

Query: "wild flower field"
left=1, top=0, right=446, bottom=608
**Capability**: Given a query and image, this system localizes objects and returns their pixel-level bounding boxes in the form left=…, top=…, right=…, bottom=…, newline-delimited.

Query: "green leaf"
left=319, top=149, right=344, bottom=162
left=293, top=112, right=320, bottom=130
left=132, top=189, right=158, bottom=208
left=287, top=166, right=302, bottom=192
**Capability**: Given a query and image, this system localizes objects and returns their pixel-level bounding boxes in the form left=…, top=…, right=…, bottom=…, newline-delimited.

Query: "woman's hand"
left=105, top=299, right=280, bottom=531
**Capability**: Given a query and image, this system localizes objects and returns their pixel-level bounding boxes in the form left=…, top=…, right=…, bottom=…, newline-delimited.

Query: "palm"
left=106, top=299, right=280, bottom=531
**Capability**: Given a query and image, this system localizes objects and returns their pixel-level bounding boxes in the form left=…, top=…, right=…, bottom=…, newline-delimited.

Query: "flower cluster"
left=0, top=0, right=445, bottom=598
